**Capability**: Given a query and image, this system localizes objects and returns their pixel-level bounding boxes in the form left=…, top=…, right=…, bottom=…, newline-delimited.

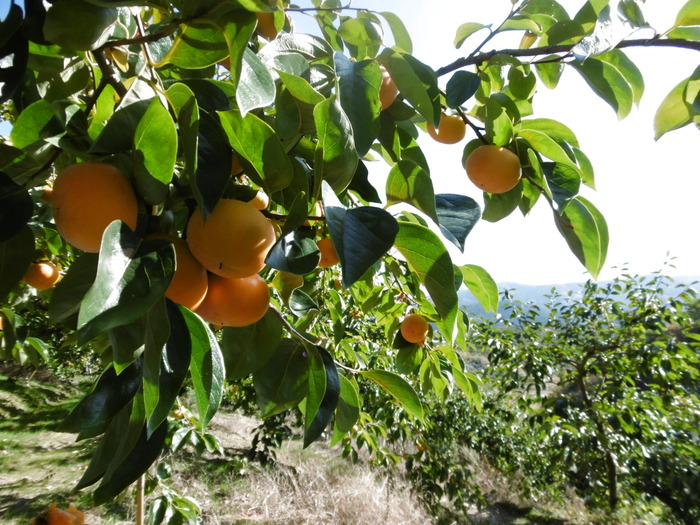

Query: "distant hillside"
left=459, top=275, right=700, bottom=321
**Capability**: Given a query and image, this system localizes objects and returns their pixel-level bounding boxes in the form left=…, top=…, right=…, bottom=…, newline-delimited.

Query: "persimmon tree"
left=1, top=0, right=699, bottom=516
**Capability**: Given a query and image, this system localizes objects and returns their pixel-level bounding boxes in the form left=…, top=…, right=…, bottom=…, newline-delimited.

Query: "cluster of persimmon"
left=380, top=67, right=522, bottom=194
left=41, top=158, right=341, bottom=328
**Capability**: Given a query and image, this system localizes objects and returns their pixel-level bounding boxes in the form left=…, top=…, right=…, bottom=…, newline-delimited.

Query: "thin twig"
left=437, top=37, right=700, bottom=77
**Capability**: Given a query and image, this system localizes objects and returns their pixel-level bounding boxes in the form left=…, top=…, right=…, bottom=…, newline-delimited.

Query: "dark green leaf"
left=481, top=181, right=523, bottom=222
left=253, top=338, right=310, bottom=417
left=543, top=161, right=582, bottom=212
left=335, top=54, right=381, bottom=156
left=181, top=306, right=224, bottom=431
left=60, top=358, right=143, bottom=437
left=93, top=421, right=167, bottom=504
left=445, top=71, right=481, bottom=109
left=435, top=194, right=481, bottom=252
left=289, top=288, right=319, bottom=318
left=220, top=309, right=283, bottom=381
left=304, top=346, right=340, bottom=447
left=193, top=111, right=232, bottom=220
left=324, top=186, right=399, bottom=287
left=49, top=253, right=99, bottom=323
left=145, top=300, right=191, bottom=436
left=164, top=83, right=199, bottom=182
left=0, top=226, right=34, bottom=302
left=266, top=229, right=321, bottom=275
left=347, top=160, right=381, bottom=203
left=0, top=172, right=32, bottom=242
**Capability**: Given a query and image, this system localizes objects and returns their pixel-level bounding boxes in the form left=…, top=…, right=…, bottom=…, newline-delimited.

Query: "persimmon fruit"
left=317, top=237, right=339, bottom=268
left=195, top=273, right=270, bottom=327
left=256, top=12, right=278, bottom=40
left=145, top=234, right=208, bottom=310
left=379, top=65, right=398, bottom=110
left=186, top=199, right=276, bottom=279
left=30, top=502, right=84, bottom=525
left=400, top=313, right=429, bottom=344
left=51, top=162, right=139, bottom=253
left=22, top=261, right=61, bottom=290
left=427, top=113, right=466, bottom=144
left=465, top=144, right=522, bottom=194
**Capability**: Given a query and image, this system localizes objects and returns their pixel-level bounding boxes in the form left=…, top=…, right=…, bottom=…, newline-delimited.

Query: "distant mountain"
left=459, top=275, right=700, bottom=321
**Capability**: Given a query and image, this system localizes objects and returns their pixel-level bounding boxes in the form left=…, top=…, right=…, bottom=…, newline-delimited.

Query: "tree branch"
left=436, top=37, right=700, bottom=77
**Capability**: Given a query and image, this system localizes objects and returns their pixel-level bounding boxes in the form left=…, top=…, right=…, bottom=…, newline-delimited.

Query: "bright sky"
left=1, top=1, right=697, bottom=285
left=292, top=0, right=699, bottom=285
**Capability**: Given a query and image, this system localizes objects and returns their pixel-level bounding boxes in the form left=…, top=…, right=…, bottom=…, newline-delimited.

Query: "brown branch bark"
left=436, top=37, right=700, bottom=77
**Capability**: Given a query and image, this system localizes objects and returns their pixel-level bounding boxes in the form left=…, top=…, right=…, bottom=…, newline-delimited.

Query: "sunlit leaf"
left=460, top=264, right=499, bottom=313
left=361, top=369, right=424, bottom=422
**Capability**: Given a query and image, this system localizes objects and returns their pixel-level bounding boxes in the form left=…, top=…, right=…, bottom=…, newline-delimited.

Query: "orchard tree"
left=1, top=0, right=699, bottom=518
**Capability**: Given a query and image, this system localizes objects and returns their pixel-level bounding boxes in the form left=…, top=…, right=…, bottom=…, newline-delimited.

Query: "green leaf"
left=599, top=49, right=644, bottom=105
left=518, top=128, right=578, bottom=168
left=330, top=374, right=361, bottom=445
left=394, top=221, right=458, bottom=335
left=435, top=194, right=481, bottom=252
left=253, top=339, right=310, bottom=417
left=445, top=71, right=481, bottom=109
left=335, top=54, right=381, bottom=157
left=654, top=77, right=692, bottom=140
left=133, top=97, right=177, bottom=186
left=237, top=47, right=276, bottom=116
left=460, top=264, right=499, bottom=313
left=361, top=370, right=424, bottom=422
left=181, top=306, right=224, bottom=431
left=519, top=118, right=580, bottom=148
left=535, top=59, right=564, bottom=89
left=164, top=83, right=199, bottom=183
left=553, top=196, right=608, bottom=279
left=452, top=368, right=482, bottom=411
left=144, top=300, right=191, bottom=437
left=314, top=95, right=359, bottom=194
left=543, top=161, right=582, bottom=212
left=674, top=0, right=700, bottom=27
left=338, top=17, right=383, bottom=47
left=378, top=48, right=440, bottom=127
left=323, top=185, right=399, bottom=287
left=385, top=160, right=438, bottom=222
left=60, top=358, right=143, bottom=438
left=378, top=11, right=412, bottom=53
left=276, top=70, right=325, bottom=105
left=481, top=182, right=523, bottom=222
left=220, top=309, right=283, bottom=381
left=218, top=109, right=294, bottom=194
left=9, top=99, right=59, bottom=149
left=483, top=97, right=514, bottom=146
left=454, top=22, right=487, bottom=48
left=571, top=57, right=634, bottom=119
left=44, top=0, right=117, bottom=50
left=49, top=253, right=99, bottom=323
left=77, top=222, right=176, bottom=345
left=304, top=346, right=340, bottom=447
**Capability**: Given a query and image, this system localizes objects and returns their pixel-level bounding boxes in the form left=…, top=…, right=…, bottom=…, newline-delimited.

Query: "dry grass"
left=220, top=444, right=433, bottom=525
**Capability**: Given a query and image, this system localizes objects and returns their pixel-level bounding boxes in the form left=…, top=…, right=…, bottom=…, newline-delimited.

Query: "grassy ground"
left=0, top=366, right=664, bottom=525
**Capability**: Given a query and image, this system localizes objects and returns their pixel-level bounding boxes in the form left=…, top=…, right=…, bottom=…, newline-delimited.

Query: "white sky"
left=293, top=0, right=699, bottom=285
left=1, top=1, right=697, bottom=285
